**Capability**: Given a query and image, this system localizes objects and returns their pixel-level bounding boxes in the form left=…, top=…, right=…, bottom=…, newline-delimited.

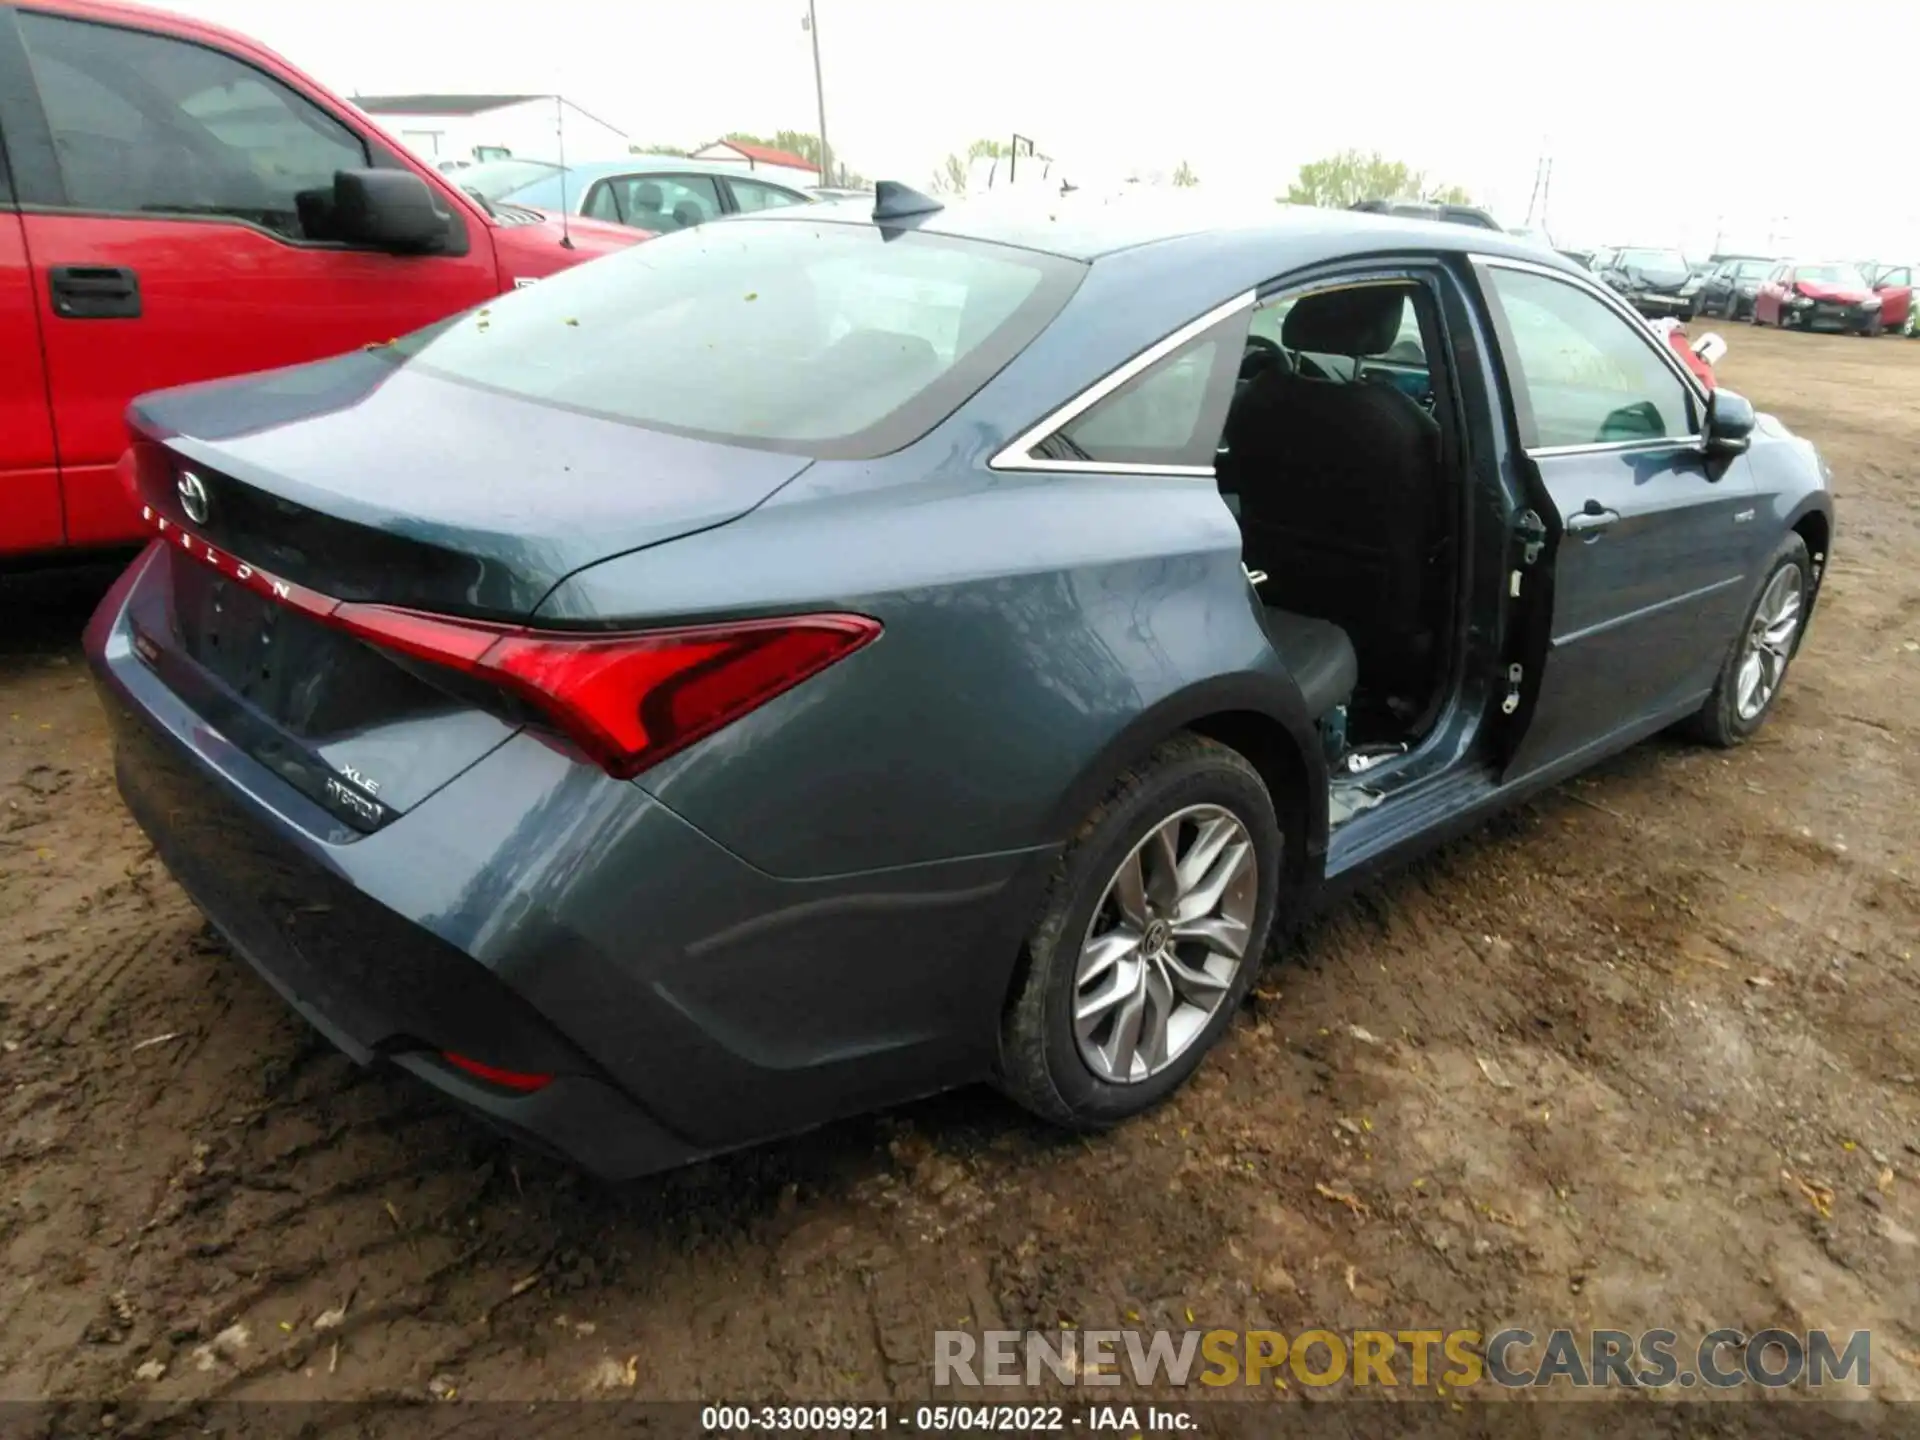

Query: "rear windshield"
left=457, top=159, right=565, bottom=202
left=389, top=220, right=1084, bottom=458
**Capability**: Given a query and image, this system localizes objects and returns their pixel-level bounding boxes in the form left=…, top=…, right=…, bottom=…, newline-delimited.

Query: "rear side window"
left=1486, top=267, right=1697, bottom=447
left=584, top=173, right=722, bottom=232
left=18, top=12, right=367, bottom=235
left=389, top=221, right=1084, bottom=459
left=1038, top=321, right=1241, bottom=469
left=728, top=178, right=809, bottom=213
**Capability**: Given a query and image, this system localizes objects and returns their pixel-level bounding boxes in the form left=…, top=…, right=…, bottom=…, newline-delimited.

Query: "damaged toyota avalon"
left=87, top=186, right=1834, bottom=1178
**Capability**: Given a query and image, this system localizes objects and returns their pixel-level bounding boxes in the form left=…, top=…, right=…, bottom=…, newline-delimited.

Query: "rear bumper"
left=85, top=548, right=1027, bottom=1177
left=91, top=566, right=706, bottom=1179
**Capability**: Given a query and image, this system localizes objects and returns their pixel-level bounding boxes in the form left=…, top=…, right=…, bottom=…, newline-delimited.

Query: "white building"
left=352, top=94, right=631, bottom=170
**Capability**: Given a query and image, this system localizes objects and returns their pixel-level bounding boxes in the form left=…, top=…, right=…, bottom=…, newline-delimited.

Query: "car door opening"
left=1216, top=279, right=1464, bottom=763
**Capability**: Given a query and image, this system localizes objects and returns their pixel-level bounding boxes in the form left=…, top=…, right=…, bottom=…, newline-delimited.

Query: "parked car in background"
left=496, top=157, right=814, bottom=233
left=87, top=191, right=1829, bottom=1178
left=1696, top=257, right=1774, bottom=320
left=451, top=157, right=565, bottom=203
left=1349, top=198, right=1503, bottom=231
left=1557, top=248, right=1596, bottom=269
left=0, top=0, right=640, bottom=561
left=1753, top=262, right=1885, bottom=334
left=1593, top=247, right=1699, bottom=318
left=1868, top=264, right=1917, bottom=337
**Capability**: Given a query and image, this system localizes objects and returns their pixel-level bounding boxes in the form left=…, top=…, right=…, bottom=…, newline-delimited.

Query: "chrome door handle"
left=1567, top=506, right=1620, bottom=533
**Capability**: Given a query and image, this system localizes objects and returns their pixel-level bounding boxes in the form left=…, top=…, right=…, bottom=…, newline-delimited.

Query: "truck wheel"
left=996, top=734, right=1281, bottom=1129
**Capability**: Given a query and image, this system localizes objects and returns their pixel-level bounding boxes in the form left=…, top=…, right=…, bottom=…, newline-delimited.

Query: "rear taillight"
left=139, top=502, right=878, bottom=777
left=331, top=603, right=880, bottom=779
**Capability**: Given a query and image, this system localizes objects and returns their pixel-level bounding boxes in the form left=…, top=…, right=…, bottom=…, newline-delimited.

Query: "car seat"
left=627, top=180, right=668, bottom=231
left=1223, top=286, right=1442, bottom=705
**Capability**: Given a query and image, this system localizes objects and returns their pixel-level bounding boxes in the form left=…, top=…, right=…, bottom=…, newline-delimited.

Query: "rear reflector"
left=440, top=1051, right=555, bottom=1093
left=141, top=502, right=881, bottom=778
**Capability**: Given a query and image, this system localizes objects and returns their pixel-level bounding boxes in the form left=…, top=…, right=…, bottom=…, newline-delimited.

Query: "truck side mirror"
left=329, top=169, right=449, bottom=253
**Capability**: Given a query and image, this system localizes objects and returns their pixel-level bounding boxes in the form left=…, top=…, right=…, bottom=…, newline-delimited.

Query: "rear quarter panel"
left=542, top=463, right=1316, bottom=878
left=534, top=236, right=1377, bottom=881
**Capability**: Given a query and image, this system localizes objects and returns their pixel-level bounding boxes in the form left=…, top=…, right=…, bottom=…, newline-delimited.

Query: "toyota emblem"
left=177, top=470, right=210, bottom=525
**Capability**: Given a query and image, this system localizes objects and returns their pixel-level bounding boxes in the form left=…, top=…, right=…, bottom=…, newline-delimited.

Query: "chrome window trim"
left=989, top=289, right=1257, bottom=475
left=1472, top=252, right=1710, bottom=454
left=1530, top=438, right=1700, bottom=459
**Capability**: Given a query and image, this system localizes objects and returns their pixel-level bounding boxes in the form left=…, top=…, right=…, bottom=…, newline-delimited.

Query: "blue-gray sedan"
left=86, top=189, right=1834, bottom=1177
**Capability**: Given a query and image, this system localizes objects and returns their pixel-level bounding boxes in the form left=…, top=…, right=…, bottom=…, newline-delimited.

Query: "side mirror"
left=329, top=169, right=448, bottom=253
left=1692, top=332, right=1728, bottom=366
left=1704, top=388, right=1755, bottom=459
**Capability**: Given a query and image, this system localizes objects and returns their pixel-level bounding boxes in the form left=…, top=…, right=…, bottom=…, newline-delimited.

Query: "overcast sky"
left=165, top=0, right=1919, bottom=260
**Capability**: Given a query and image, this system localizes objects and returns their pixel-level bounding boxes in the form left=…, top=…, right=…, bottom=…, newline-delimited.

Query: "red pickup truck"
left=0, top=0, right=639, bottom=559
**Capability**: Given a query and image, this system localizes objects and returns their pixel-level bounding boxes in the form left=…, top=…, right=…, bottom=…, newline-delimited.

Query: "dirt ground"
left=1, top=323, right=1917, bottom=1412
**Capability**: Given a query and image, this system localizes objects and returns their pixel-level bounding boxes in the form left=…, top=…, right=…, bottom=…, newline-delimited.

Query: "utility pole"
left=1523, top=151, right=1553, bottom=232
left=803, top=0, right=833, bottom=187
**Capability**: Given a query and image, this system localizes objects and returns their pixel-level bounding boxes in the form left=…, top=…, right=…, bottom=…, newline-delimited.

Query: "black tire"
left=995, top=733, right=1282, bottom=1129
left=1860, top=315, right=1884, bottom=337
left=1683, top=533, right=1812, bottom=748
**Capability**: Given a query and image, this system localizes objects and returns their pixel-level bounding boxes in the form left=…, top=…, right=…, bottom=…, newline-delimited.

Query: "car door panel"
left=10, top=8, right=500, bottom=547
left=1879, top=268, right=1912, bottom=328
left=0, top=204, right=64, bottom=554
left=1478, top=259, right=1758, bottom=780
left=1513, top=443, right=1756, bottom=770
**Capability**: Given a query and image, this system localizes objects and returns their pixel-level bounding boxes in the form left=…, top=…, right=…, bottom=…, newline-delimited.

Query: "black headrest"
left=632, top=181, right=663, bottom=209
left=1281, top=287, right=1407, bottom=355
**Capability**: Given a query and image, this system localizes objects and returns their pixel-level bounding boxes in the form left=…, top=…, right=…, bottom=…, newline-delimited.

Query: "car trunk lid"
left=130, top=348, right=813, bottom=619
left=126, top=350, right=813, bottom=833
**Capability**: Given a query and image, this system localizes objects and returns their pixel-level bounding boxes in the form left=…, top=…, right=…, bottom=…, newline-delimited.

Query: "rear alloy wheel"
left=996, top=734, right=1280, bottom=1128
left=1685, top=534, right=1810, bottom=747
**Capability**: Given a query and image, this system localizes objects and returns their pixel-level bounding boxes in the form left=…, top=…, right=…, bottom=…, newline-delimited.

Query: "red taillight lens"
left=331, top=603, right=879, bottom=778
left=439, top=1051, right=554, bottom=1093
left=137, top=503, right=879, bottom=778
